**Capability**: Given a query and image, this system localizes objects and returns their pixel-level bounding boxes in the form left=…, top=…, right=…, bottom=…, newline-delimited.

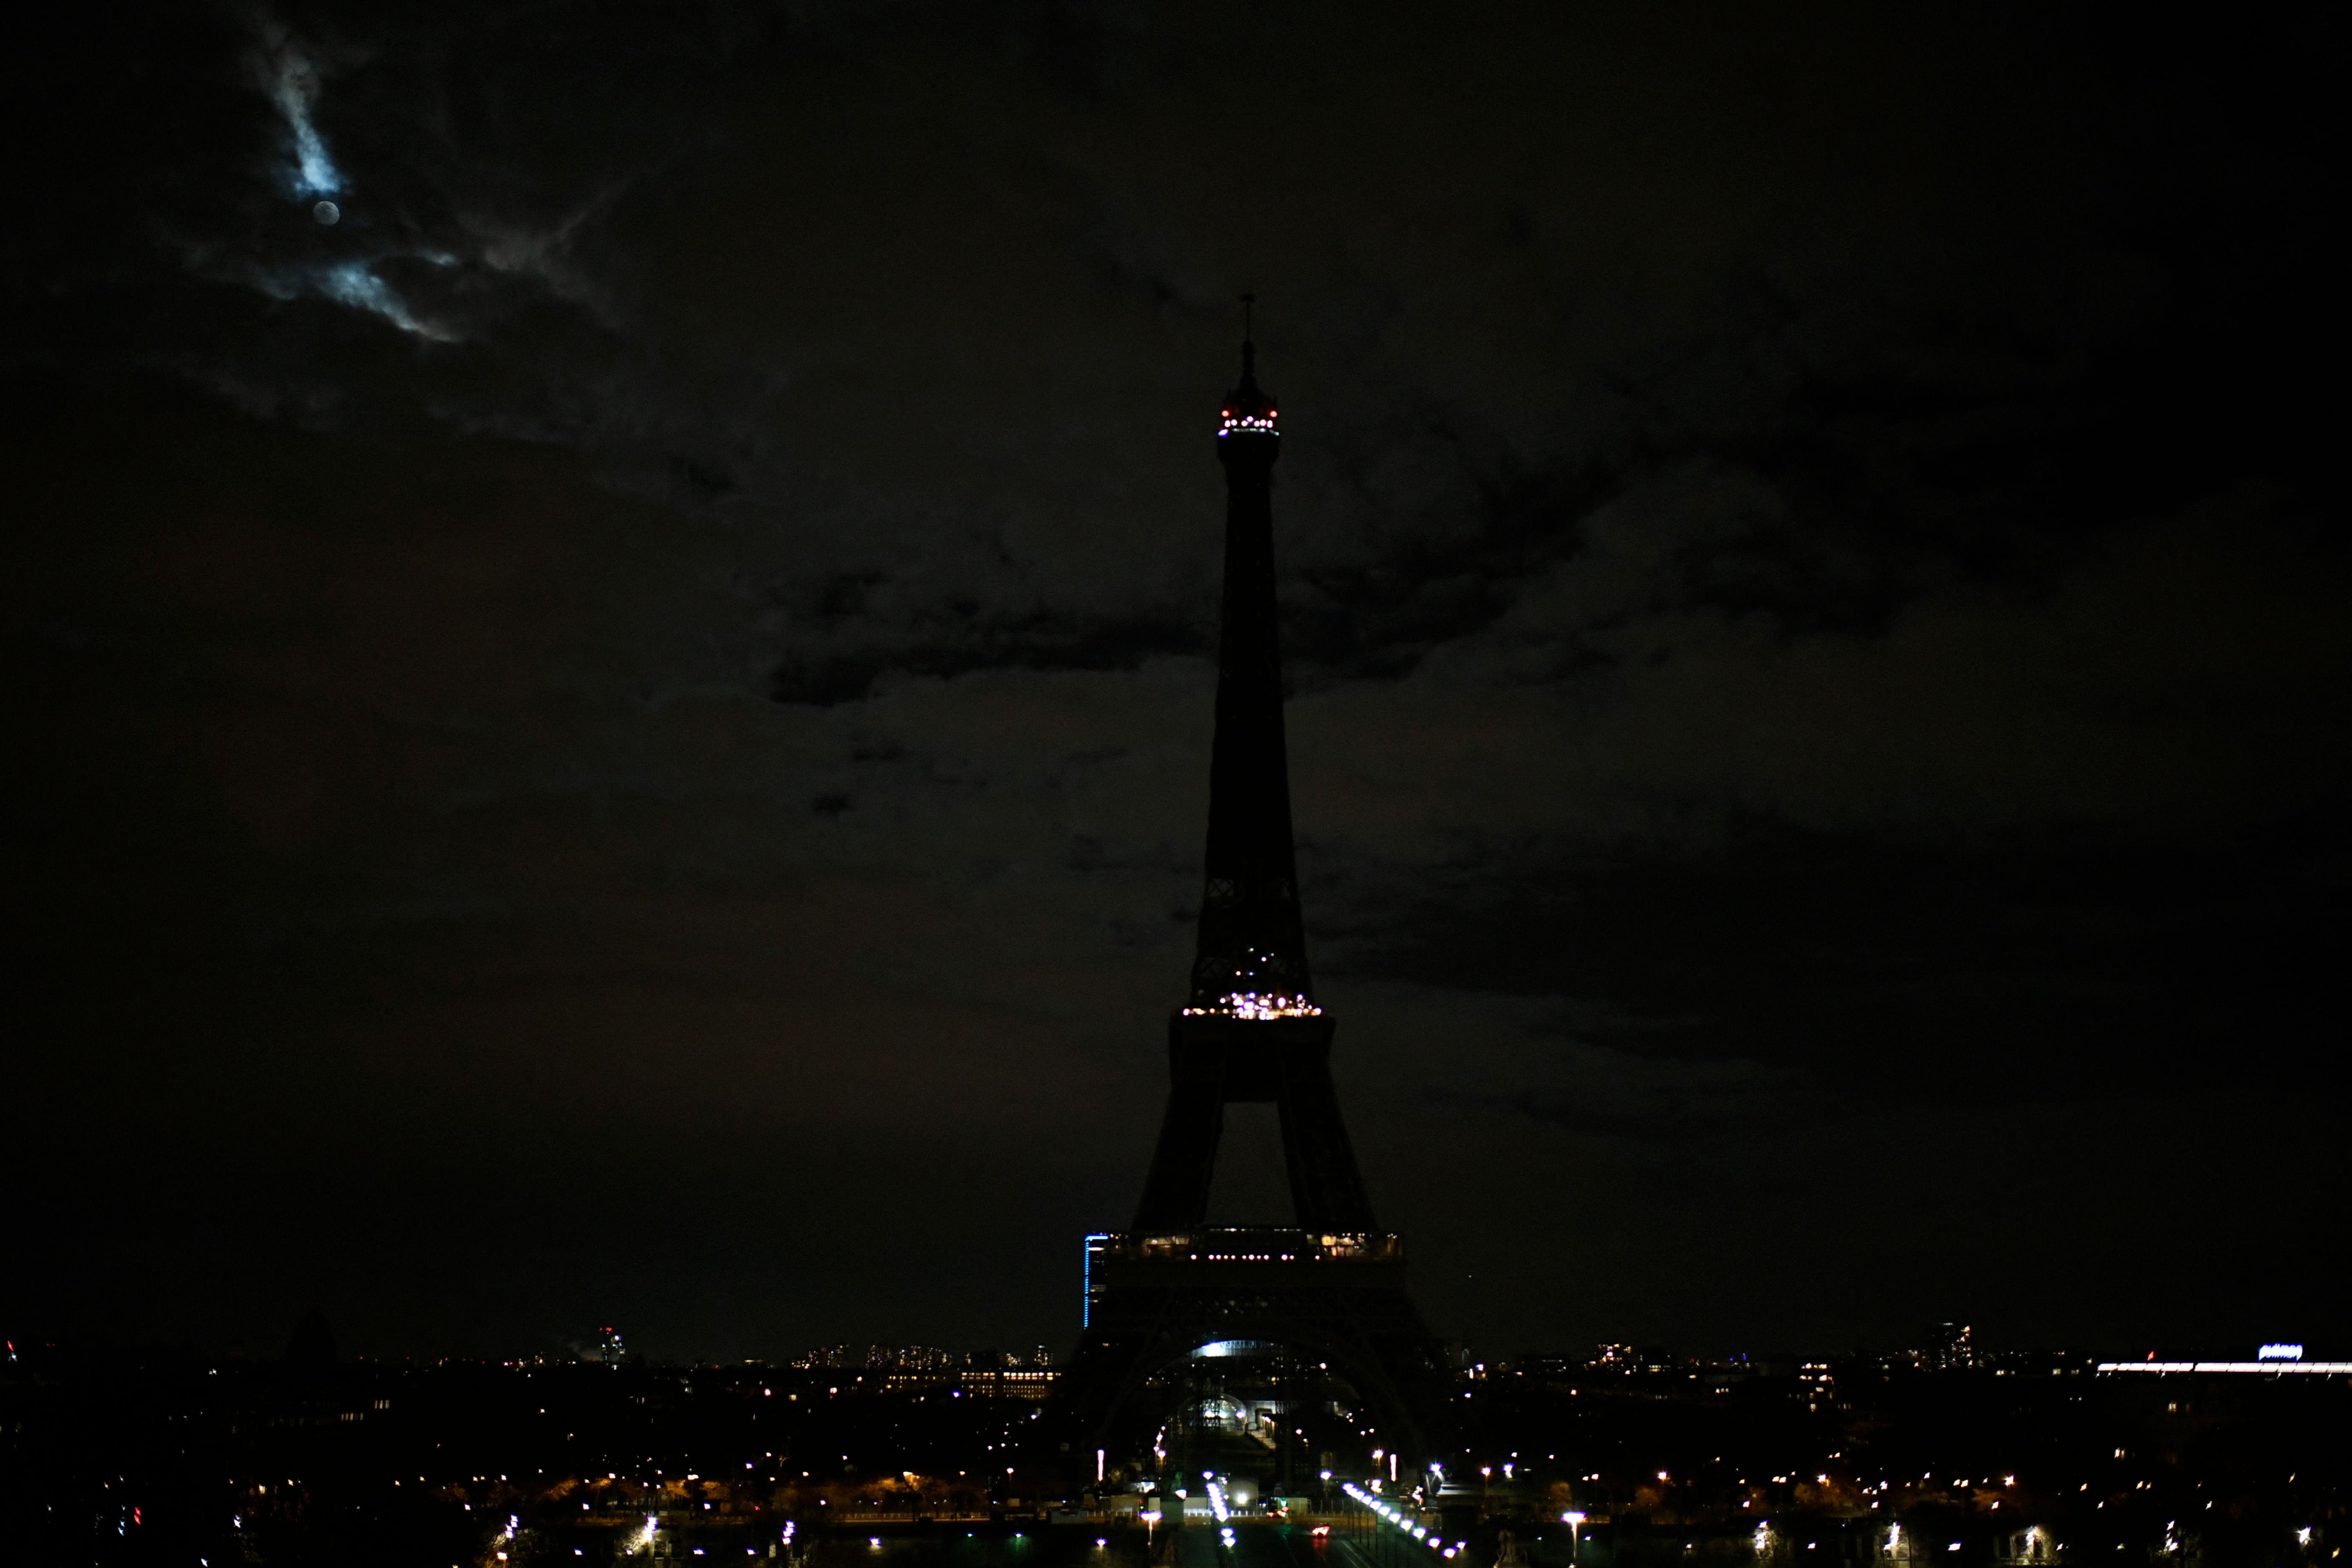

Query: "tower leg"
left=1131, top=1072, right=1224, bottom=1233
left=1277, top=1052, right=1376, bottom=1233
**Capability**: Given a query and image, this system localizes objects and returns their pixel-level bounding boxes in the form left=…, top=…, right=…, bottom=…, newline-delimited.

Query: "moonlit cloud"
left=226, top=24, right=462, bottom=341
left=262, top=37, right=340, bottom=198
left=318, top=261, right=451, bottom=340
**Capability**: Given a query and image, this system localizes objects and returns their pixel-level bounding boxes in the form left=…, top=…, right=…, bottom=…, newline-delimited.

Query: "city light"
left=1344, top=1482, right=1448, bottom=1554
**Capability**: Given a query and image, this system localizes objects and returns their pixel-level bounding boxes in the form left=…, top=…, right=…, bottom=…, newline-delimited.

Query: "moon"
left=312, top=199, right=340, bottom=225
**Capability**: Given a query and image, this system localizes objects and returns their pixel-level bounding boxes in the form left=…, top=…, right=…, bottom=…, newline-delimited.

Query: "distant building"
left=788, top=1344, right=1060, bottom=1398
left=792, top=1345, right=967, bottom=1372
left=572, top=1325, right=629, bottom=1364
left=2097, top=1344, right=2352, bottom=1375
left=1922, top=1323, right=1975, bottom=1370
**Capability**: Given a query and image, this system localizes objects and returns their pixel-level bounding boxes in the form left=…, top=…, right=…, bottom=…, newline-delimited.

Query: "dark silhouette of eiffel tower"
left=1054, top=309, right=1448, bottom=1473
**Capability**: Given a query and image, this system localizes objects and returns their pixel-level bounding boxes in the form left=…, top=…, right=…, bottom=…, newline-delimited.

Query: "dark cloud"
left=4, top=2, right=2345, bottom=1363
left=1327, top=823, right=2349, bottom=1104
left=768, top=591, right=1206, bottom=706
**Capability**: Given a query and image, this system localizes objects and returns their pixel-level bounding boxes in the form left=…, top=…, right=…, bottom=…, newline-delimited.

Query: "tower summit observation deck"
left=1055, top=310, right=1446, bottom=1474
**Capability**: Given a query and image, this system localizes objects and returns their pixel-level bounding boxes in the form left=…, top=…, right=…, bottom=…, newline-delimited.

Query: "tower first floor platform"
left=1055, top=1225, right=1450, bottom=1478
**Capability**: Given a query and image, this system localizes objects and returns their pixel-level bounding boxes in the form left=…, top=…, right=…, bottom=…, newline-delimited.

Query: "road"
left=1170, top=1521, right=1388, bottom=1568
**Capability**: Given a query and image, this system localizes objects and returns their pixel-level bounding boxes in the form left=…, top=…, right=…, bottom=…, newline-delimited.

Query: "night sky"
left=6, top=4, right=2345, bottom=1365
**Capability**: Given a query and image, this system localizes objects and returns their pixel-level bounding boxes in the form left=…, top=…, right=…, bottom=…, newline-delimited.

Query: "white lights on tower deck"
left=1217, top=408, right=1278, bottom=437
left=1181, top=991, right=1323, bottom=1019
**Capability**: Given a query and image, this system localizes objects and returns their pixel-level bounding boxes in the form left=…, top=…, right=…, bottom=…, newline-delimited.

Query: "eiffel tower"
left=1054, top=312, right=1448, bottom=1475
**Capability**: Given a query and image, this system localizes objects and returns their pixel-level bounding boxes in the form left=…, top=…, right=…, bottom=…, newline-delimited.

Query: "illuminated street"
left=1167, top=1522, right=1367, bottom=1568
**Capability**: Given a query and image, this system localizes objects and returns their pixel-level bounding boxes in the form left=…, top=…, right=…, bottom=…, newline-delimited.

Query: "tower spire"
left=1194, top=299, right=1306, bottom=1015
